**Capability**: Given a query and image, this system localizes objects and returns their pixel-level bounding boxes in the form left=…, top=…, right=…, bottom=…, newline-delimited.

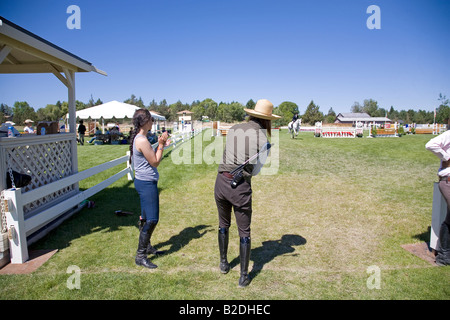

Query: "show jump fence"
left=370, top=126, right=399, bottom=138
left=0, top=128, right=202, bottom=265
left=213, top=121, right=232, bottom=136
left=314, top=121, right=364, bottom=138
left=414, top=124, right=446, bottom=135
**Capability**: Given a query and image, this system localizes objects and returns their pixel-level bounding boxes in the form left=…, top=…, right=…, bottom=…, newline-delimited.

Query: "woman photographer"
left=130, top=109, right=168, bottom=269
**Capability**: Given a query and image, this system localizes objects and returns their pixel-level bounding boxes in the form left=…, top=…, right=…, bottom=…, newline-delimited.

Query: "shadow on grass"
left=30, top=181, right=142, bottom=251
left=229, top=234, right=306, bottom=280
left=32, top=180, right=213, bottom=259
left=152, top=225, right=212, bottom=258
left=413, top=226, right=432, bottom=243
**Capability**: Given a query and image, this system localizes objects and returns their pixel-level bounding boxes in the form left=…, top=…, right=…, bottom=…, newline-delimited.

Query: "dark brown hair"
left=129, top=109, right=152, bottom=164
left=248, top=116, right=271, bottom=137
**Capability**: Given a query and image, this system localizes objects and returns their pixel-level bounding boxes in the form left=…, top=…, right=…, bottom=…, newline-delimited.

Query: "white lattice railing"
left=0, top=134, right=77, bottom=226
left=0, top=128, right=205, bottom=265
left=1, top=152, right=132, bottom=264
left=0, top=133, right=77, bottom=265
left=0, top=134, right=77, bottom=218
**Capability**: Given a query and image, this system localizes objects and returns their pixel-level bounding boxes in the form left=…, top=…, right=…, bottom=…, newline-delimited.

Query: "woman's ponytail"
left=129, top=108, right=152, bottom=165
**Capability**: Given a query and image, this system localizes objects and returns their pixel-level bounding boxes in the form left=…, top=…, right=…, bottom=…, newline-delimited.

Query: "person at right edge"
left=214, top=99, right=281, bottom=287
left=425, top=131, right=450, bottom=266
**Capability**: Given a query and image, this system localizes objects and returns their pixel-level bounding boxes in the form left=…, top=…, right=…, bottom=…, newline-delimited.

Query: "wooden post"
left=4, top=188, right=28, bottom=264
left=212, top=121, right=217, bottom=137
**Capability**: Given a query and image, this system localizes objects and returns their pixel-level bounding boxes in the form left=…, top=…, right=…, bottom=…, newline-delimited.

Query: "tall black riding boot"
left=436, top=222, right=450, bottom=266
left=218, top=227, right=230, bottom=274
left=145, top=221, right=166, bottom=255
left=135, top=227, right=158, bottom=269
left=239, top=237, right=251, bottom=287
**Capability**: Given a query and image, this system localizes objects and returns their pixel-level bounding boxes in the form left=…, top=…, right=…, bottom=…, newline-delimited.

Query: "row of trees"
left=350, top=95, right=450, bottom=125
left=0, top=96, right=102, bottom=127
left=1, top=94, right=449, bottom=127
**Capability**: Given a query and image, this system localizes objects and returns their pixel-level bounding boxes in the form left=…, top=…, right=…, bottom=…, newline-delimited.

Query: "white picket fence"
left=1, top=128, right=203, bottom=264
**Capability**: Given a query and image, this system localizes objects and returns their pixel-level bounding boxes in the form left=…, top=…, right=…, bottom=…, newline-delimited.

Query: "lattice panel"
left=5, top=140, right=74, bottom=216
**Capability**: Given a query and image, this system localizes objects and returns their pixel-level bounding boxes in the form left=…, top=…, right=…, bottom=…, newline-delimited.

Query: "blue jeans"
left=134, top=178, right=159, bottom=224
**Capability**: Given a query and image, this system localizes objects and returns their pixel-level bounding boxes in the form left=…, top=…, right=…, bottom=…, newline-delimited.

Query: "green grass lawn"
left=0, top=129, right=449, bottom=300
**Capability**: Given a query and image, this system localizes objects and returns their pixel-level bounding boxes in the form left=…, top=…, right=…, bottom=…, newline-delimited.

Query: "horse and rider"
left=288, top=113, right=301, bottom=138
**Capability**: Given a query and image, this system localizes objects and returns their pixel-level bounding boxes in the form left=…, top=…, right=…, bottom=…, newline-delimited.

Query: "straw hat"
left=244, top=99, right=281, bottom=120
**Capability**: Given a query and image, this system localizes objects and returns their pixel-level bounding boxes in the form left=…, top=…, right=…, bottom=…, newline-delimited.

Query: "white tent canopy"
left=72, top=100, right=166, bottom=121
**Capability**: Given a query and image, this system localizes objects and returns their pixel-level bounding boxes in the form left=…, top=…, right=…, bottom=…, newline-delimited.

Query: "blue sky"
left=1, top=0, right=449, bottom=114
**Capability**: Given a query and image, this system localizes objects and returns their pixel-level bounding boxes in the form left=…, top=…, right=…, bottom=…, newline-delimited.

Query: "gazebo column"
left=64, top=69, right=79, bottom=191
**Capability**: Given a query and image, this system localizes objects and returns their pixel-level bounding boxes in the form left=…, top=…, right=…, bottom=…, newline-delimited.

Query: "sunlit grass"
left=0, top=130, right=448, bottom=299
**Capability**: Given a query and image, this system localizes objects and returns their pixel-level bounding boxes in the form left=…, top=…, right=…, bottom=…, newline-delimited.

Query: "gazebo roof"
left=0, top=16, right=106, bottom=136
left=0, top=16, right=106, bottom=76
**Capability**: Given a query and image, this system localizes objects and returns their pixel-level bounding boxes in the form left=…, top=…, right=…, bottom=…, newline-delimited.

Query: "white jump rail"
left=2, top=127, right=204, bottom=264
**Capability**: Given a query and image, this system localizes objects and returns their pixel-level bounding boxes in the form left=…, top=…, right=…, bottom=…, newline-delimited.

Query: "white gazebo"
left=0, top=16, right=106, bottom=265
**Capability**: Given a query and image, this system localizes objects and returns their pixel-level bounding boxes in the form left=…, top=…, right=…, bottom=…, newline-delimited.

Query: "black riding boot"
left=218, top=227, right=230, bottom=274
left=239, top=237, right=251, bottom=287
left=145, top=221, right=166, bottom=255
left=135, top=223, right=158, bottom=269
left=436, top=222, right=450, bottom=266
left=138, top=218, right=165, bottom=255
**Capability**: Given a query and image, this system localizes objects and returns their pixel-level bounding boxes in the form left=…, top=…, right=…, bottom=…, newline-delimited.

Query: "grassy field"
left=0, top=129, right=448, bottom=300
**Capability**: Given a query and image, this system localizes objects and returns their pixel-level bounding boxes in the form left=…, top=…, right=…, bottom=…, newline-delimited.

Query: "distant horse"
left=288, top=118, right=301, bottom=139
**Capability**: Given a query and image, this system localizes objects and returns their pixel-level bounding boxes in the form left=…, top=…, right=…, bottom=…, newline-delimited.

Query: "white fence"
left=1, top=128, right=203, bottom=264
left=0, top=134, right=77, bottom=217
left=2, top=154, right=131, bottom=263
